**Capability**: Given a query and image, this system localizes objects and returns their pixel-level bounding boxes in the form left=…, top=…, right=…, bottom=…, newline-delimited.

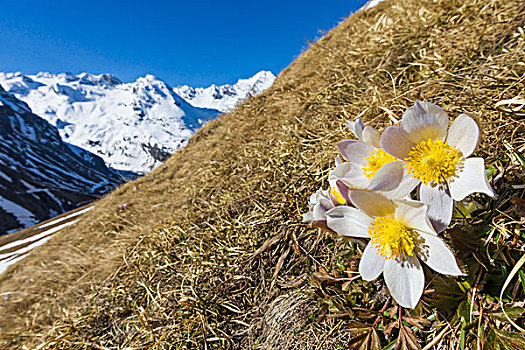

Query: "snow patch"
left=0, top=171, right=12, bottom=182
left=361, top=0, right=387, bottom=10
left=0, top=253, right=29, bottom=275
left=39, top=206, right=93, bottom=229
left=0, top=196, right=37, bottom=228
left=0, top=219, right=78, bottom=252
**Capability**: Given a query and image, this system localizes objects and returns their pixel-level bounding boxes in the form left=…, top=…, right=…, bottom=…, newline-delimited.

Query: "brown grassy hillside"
left=1, top=0, right=524, bottom=348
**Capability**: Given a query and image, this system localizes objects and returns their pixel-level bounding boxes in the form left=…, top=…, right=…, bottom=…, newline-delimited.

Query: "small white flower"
left=302, top=186, right=346, bottom=224
left=381, top=101, right=494, bottom=232
left=330, top=118, right=419, bottom=199
left=326, top=190, right=463, bottom=309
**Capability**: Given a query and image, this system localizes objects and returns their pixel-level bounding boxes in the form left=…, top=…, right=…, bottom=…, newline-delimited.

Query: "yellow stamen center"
left=404, top=139, right=462, bottom=185
left=329, top=186, right=346, bottom=205
left=362, top=149, right=396, bottom=179
left=368, top=217, right=415, bottom=260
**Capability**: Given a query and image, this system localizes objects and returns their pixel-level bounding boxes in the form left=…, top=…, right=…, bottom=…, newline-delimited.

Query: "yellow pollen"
left=404, top=139, right=462, bottom=185
left=362, top=149, right=396, bottom=179
left=329, top=186, right=346, bottom=205
left=368, top=217, right=415, bottom=260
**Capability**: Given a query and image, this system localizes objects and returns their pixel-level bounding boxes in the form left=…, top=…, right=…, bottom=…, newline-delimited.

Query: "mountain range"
left=174, top=70, right=275, bottom=112
left=0, top=70, right=275, bottom=233
left=0, top=85, right=124, bottom=233
left=0, top=71, right=276, bottom=173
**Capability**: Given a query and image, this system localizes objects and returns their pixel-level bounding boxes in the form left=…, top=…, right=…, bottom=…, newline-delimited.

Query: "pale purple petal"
left=383, top=255, right=425, bottom=309
left=347, top=118, right=364, bottom=140
left=359, top=244, right=385, bottom=281
left=318, top=196, right=334, bottom=211
left=337, top=140, right=375, bottom=164
left=394, top=199, right=437, bottom=236
left=348, top=190, right=395, bottom=217
left=400, top=101, right=449, bottom=143
left=336, top=180, right=350, bottom=203
left=382, top=171, right=420, bottom=199
left=380, top=126, right=415, bottom=160
left=368, top=161, right=405, bottom=192
left=329, top=162, right=369, bottom=189
left=302, top=211, right=315, bottom=223
left=326, top=206, right=373, bottom=238
left=416, top=232, right=463, bottom=276
left=312, top=203, right=328, bottom=221
left=446, top=114, right=480, bottom=158
left=448, top=157, right=494, bottom=201
left=304, top=189, right=335, bottom=222
left=362, top=126, right=381, bottom=148
left=419, top=183, right=453, bottom=233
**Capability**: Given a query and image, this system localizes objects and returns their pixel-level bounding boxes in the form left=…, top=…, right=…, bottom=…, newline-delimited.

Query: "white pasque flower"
left=302, top=187, right=345, bottom=225
left=380, top=101, right=494, bottom=232
left=326, top=190, right=463, bottom=308
left=330, top=118, right=419, bottom=199
left=303, top=158, right=350, bottom=225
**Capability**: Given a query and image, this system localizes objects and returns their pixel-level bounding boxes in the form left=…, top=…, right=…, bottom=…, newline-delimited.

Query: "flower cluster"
left=303, top=101, right=494, bottom=308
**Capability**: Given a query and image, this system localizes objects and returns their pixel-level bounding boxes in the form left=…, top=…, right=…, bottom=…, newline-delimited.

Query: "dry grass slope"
left=1, top=0, right=524, bottom=348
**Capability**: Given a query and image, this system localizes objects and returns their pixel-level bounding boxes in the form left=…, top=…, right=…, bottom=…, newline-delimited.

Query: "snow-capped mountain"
left=0, top=72, right=219, bottom=173
left=0, top=85, right=124, bottom=234
left=361, top=0, right=387, bottom=11
left=174, top=71, right=276, bottom=113
left=0, top=71, right=275, bottom=173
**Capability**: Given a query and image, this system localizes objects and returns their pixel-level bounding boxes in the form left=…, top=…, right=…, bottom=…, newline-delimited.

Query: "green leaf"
left=485, top=165, right=497, bottom=178
left=382, top=339, right=397, bottom=350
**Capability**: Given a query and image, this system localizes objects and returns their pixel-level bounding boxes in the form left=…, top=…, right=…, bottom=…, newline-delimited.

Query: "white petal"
left=313, top=203, right=328, bottom=221
left=419, top=183, right=453, bottom=233
left=380, top=126, right=415, bottom=160
left=368, top=161, right=405, bottom=193
left=348, top=190, right=395, bottom=217
left=326, top=206, right=372, bottom=238
left=359, top=244, right=385, bottom=281
left=383, top=256, right=425, bottom=309
left=394, top=199, right=437, bottom=235
left=446, top=114, right=480, bottom=157
left=347, top=118, right=364, bottom=140
left=382, top=170, right=420, bottom=200
left=416, top=232, right=463, bottom=276
left=329, top=162, right=369, bottom=189
left=303, top=211, right=315, bottom=223
left=308, top=192, right=318, bottom=205
left=448, top=157, right=494, bottom=201
left=362, top=126, right=381, bottom=148
left=337, top=140, right=375, bottom=164
left=318, top=196, right=334, bottom=211
left=400, top=101, right=449, bottom=144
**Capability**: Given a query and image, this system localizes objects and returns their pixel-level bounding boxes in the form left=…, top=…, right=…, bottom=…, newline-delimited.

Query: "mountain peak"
left=0, top=71, right=221, bottom=173
left=140, top=74, right=162, bottom=83
left=0, top=70, right=274, bottom=173
left=77, top=73, right=122, bottom=87
left=173, top=71, right=276, bottom=112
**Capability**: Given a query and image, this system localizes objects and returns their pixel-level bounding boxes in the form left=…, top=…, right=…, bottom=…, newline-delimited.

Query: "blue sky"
left=0, top=0, right=366, bottom=86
